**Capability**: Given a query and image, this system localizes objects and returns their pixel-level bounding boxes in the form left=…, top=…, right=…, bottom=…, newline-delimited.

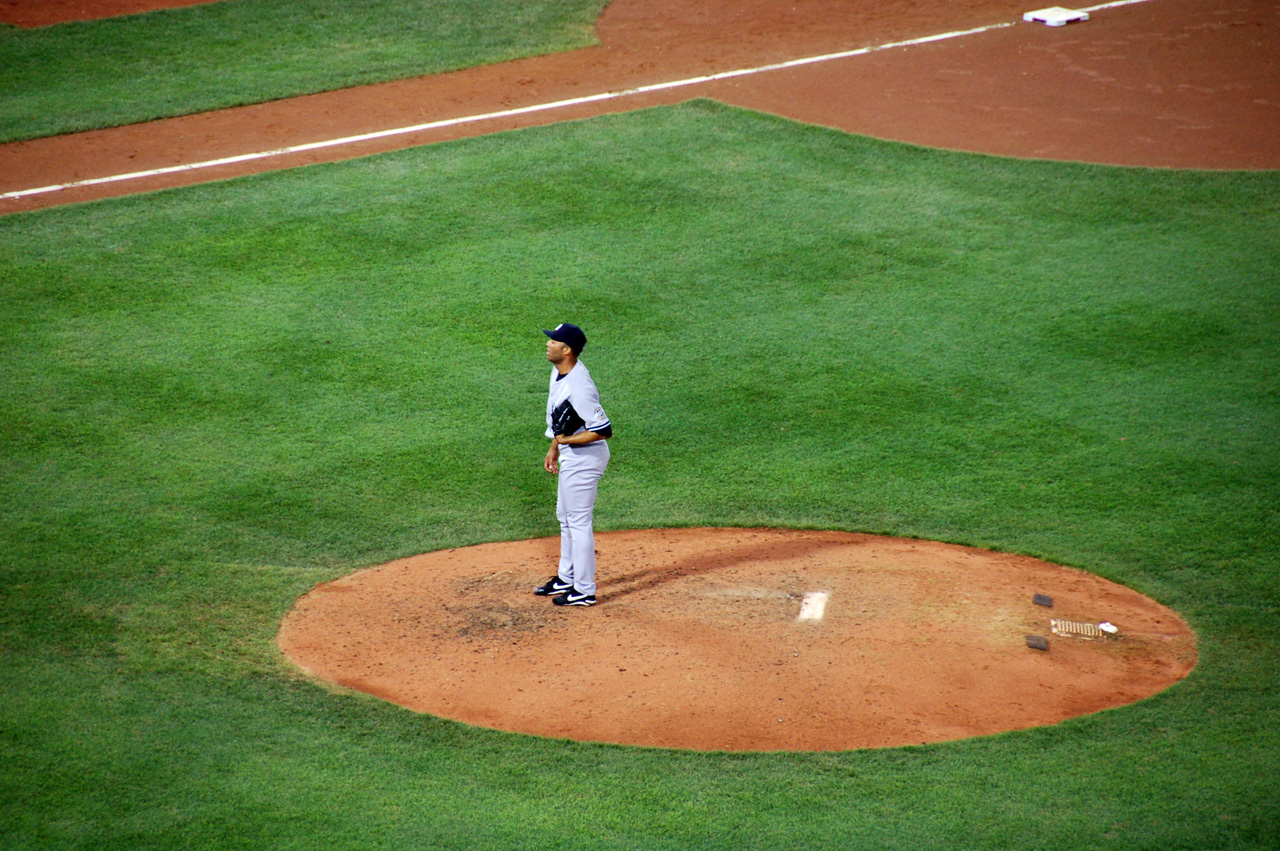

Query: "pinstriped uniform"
left=546, top=360, right=611, bottom=596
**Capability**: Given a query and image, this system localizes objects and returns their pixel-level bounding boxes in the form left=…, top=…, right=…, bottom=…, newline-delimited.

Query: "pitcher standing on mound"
left=535, top=323, right=612, bottom=607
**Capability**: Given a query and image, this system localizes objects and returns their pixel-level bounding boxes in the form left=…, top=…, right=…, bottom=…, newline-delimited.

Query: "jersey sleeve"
left=571, top=374, right=612, bottom=438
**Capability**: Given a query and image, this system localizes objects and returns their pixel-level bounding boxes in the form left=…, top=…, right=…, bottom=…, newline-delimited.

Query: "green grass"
left=1, top=101, right=1278, bottom=849
left=0, top=0, right=608, bottom=143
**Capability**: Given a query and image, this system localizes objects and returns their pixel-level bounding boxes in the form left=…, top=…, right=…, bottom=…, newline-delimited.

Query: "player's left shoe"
left=534, top=576, right=573, bottom=596
left=552, top=589, right=596, bottom=607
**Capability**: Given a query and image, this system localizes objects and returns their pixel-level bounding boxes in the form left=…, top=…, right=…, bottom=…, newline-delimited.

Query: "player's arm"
left=544, top=371, right=563, bottom=472
left=554, top=429, right=608, bottom=446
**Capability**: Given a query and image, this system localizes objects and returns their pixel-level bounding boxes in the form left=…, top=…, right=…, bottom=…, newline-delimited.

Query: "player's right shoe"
left=552, top=589, right=596, bottom=607
left=534, top=577, right=573, bottom=596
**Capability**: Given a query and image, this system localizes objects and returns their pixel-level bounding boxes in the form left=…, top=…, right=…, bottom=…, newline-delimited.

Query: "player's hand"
left=544, top=443, right=560, bottom=474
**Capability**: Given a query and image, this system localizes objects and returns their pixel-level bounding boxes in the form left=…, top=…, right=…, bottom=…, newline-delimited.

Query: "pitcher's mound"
left=277, top=528, right=1195, bottom=751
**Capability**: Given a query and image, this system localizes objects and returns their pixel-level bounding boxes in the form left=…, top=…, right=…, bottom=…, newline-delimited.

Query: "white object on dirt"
left=797, top=591, right=829, bottom=621
left=1098, top=621, right=1119, bottom=634
left=1023, top=7, right=1091, bottom=26
left=1051, top=618, right=1105, bottom=639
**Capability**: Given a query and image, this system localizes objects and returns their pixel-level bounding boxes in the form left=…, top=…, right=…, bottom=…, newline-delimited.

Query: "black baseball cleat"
left=552, top=589, right=596, bottom=607
left=534, top=577, right=572, bottom=597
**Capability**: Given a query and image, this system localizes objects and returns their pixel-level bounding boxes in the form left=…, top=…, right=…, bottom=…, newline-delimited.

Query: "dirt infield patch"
left=0, top=0, right=221, bottom=27
left=278, top=528, right=1196, bottom=751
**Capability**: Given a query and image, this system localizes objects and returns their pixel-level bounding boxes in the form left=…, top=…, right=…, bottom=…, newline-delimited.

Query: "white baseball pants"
left=556, top=440, right=609, bottom=596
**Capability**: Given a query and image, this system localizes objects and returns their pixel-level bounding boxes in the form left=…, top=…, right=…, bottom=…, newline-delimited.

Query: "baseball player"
left=535, top=323, right=611, bottom=607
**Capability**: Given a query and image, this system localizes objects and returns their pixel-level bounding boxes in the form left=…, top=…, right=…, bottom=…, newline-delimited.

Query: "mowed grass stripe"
left=0, top=0, right=609, bottom=144
left=0, top=102, right=1277, bottom=849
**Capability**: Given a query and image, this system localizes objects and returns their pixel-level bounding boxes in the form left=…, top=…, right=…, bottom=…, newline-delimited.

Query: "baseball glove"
left=550, top=399, right=585, bottom=436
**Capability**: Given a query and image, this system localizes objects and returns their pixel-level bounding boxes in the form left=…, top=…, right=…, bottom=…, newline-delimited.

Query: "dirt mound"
left=279, top=528, right=1196, bottom=751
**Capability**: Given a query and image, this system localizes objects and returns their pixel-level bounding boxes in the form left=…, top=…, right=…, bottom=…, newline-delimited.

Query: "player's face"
left=546, top=339, right=573, bottom=364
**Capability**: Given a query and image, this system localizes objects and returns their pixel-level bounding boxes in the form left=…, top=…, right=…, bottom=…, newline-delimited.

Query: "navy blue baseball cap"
left=543, top=322, right=587, bottom=354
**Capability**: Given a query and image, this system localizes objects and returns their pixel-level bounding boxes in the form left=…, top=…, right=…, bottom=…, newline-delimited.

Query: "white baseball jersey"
left=546, top=359, right=611, bottom=597
left=546, top=361, right=612, bottom=440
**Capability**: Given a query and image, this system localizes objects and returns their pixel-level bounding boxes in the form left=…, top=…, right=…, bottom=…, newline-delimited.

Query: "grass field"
left=1, top=100, right=1278, bottom=849
left=0, top=0, right=608, bottom=143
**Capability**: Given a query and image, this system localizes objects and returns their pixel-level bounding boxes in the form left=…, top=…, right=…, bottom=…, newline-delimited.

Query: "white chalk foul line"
left=1, top=23, right=1011, bottom=202
left=1079, top=0, right=1156, bottom=12
left=2, top=0, right=1156, bottom=203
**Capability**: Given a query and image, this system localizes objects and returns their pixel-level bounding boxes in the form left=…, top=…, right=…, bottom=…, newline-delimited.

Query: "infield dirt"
left=279, top=528, right=1196, bottom=751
